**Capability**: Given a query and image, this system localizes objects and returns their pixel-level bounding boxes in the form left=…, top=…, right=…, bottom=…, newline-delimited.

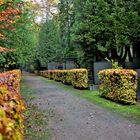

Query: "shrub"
left=39, top=69, right=88, bottom=89
left=61, top=70, right=72, bottom=85
left=39, top=71, right=48, bottom=78
left=0, top=70, right=25, bottom=139
left=71, top=69, right=88, bottom=89
left=53, top=70, right=62, bottom=82
left=98, top=69, right=137, bottom=104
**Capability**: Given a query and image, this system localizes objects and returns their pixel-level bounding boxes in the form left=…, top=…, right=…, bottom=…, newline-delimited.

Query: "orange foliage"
left=0, top=70, right=25, bottom=139
left=0, top=0, right=22, bottom=39
left=0, top=47, right=15, bottom=53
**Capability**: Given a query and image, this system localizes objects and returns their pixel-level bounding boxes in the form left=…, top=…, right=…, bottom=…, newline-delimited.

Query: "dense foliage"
left=71, top=0, right=140, bottom=68
left=36, top=19, right=61, bottom=67
left=0, top=70, right=25, bottom=139
left=99, top=69, right=137, bottom=104
left=39, top=69, right=88, bottom=89
left=0, top=0, right=21, bottom=40
left=36, top=0, right=140, bottom=69
left=0, top=0, right=38, bottom=71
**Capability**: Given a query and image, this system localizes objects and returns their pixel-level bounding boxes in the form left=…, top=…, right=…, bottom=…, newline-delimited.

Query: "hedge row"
left=98, top=69, right=137, bottom=104
left=0, top=70, right=25, bottom=139
left=39, top=69, right=88, bottom=89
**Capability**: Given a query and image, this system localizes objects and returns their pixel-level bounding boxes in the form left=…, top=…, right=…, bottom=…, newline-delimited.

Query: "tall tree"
left=0, top=0, right=22, bottom=46
left=72, top=0, right=140, bottom=66
left=58, top=0, right=75, bottom=57
left=0, top=1, right=39, bottom=70
left=37, top=18, right=61, bottom=68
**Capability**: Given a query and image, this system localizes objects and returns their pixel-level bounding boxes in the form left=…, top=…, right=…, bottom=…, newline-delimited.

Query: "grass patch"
left=39, top=76, right=140, bottom=124
left=20, top=78, right=50, bottom=140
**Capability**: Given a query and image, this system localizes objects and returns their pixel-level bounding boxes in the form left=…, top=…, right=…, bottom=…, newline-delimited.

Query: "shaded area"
left=138, top=78, right=140, bottom=100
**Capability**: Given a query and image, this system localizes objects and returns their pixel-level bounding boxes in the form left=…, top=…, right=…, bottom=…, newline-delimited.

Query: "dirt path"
left=24, top=73, right=140, bottom=140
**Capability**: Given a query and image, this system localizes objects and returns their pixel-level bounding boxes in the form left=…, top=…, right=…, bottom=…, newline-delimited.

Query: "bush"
left=0, top=70, right=25, bottom=139
left=71, top=69, right=88, bottom=88
left=53, top=70, right=62, bottom=82
left=61, top=70, right=72, bottom=85
left=39, top=69, right=88, bottom=89
left=98, top=69, right=137, bottom=104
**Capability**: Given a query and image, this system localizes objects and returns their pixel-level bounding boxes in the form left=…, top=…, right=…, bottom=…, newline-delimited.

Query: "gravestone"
left=94, top=61, right=112, bottom=85
left=48, top=62, right=63, bottom=70
left=65, top=61, right=75, bottom=69
left=62, top=63, right=66, bottom=70
left=89, top=84, right=99, bottom=90
left=133, top=58, right=140, bottom=69
left=125, top=58, right=140, bottom=69
left=63, top=58, right=77, bottom=70
left=56, top=63, right=63, bottom=70
left=48, top=62, right=57, bottom=70
left=136, top=69, right=140, bottom=100
left=125, top=62, right=133, bottom=69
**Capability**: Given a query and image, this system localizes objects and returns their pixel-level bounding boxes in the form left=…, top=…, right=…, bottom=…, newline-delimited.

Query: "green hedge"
left=98, top=69, right=137, bottom=104
left=39, top=69, right=88, bottom=89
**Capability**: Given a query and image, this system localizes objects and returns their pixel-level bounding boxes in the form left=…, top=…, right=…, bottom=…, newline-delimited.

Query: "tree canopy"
left=35, top=0, right=140, bottom=70
left=0, top=0, right=39, bottom=71
left=1, top=0, right=140, bottom=71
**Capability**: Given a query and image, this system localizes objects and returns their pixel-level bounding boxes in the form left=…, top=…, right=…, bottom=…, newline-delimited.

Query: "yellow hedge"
left=61, top=70, right=73, bottom=85
left=39, top=69, right=88, bottom=89
left=98, top=69, right=137, bottom=104
left=71, top=69, right=88, bottom=88
left=0, top=70, right=25, bottom=139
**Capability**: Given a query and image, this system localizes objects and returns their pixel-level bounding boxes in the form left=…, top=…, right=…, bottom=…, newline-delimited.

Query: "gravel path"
left=24, top=73, right=140, bottom=140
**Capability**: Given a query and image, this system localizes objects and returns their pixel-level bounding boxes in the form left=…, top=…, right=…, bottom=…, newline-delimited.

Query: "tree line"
left=0, top=0, right=39, bottom=71
left=1, top=0, right=140, bottom=72
left=37, top=0, right=140, bottom=70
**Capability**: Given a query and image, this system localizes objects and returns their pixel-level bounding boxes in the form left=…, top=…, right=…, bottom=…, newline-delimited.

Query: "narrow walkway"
left=24, top=73, right=140, bottom=140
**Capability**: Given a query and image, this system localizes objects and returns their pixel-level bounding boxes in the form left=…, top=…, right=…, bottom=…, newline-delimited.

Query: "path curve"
left=24, top=73, right=140, bottom=140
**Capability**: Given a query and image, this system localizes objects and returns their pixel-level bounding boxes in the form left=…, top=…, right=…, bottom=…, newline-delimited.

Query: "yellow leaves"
left=98, top=69, right=137, bottom=104
left=0, top=86, right=7, bottom=97
left=0, top=70, right=25, bottom=139
left=47, top=0, right=59, bottom=6
left=0, top=133, right=2, bottom=140
left=0, top=0, right=13, bottom=5
left=70, top=69, right=88, bottom=88
left=0, top=109, right=6, bottom=118
left=40, top=69, right=88, bottom=89
left=15, top=131, right=23, bottom=140
left=0, top=0, right=3, bottom=5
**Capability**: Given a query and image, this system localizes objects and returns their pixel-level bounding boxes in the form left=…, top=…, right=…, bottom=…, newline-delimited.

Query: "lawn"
left=39, top=76, right=140, bottom=124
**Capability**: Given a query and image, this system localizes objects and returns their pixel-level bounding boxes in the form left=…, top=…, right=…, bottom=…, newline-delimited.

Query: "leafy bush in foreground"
left=0, top=70, right=25, bottom=139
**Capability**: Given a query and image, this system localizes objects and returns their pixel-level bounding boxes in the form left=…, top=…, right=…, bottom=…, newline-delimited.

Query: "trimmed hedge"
left=39, top=69, right=88, bottom=89
left=71, top=69, right=88, bottom=88
left=98, top=69, right=137, bottom=104
left=0, top=70, right=25, bottom=139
